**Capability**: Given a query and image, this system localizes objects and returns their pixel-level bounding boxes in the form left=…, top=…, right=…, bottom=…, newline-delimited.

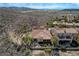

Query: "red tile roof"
left=30, top=29, right=52, bottom=40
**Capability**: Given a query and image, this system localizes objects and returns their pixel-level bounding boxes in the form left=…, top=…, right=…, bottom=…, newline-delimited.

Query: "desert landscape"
left=0, top=3, right=79, bottom=56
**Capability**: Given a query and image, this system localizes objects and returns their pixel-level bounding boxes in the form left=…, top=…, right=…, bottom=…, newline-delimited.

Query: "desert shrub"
left=47, top=20, right=54, bottom=28
left=21, top=48, right=31, bottom=56
left=64, top=16, right=67, bottom=22
left=76, top=33, right=79, bottom=46
left=72, top=22, right=76, bottom=28
left=73, top=16, right=79, bottom=23
left=22, top=35, right=33, bottom=46
left=51, top=35, right=58, bottom=47
left=44, top=48, right=52, bottom=54
left=43, top=44, right=48, bottom=47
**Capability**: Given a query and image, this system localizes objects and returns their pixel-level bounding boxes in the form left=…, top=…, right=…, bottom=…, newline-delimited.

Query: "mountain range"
left=0, top=7, right=79, bottom=11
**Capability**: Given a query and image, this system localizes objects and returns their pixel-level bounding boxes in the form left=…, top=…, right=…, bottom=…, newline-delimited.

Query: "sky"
left=0, top=3, right=79, bottom=10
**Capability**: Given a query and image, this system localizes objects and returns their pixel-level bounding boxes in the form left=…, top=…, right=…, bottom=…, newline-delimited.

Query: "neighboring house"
left=50, top=28, right=78, bottom=46
left=76, top=28, right=79, bottom=32
left=30, top=26, right=78, bottom=47
left=30, top=27, right=52, bottom=46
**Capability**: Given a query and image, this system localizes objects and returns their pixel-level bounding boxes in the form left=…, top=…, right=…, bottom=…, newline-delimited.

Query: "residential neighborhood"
left=28, top=16, right=79, bottom=47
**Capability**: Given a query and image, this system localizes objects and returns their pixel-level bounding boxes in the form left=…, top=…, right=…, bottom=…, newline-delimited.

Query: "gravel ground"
left=60, top=51, right=79, bottom=56
left=32, top=50, right=46, bottom=56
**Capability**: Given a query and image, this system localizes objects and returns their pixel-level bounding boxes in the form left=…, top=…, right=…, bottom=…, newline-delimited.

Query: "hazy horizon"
left=0, top=3, right=79, bottom=10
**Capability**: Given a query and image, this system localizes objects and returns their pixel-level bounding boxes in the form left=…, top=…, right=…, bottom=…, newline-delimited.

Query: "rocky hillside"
left=0, top=8, right=54, bottom=55
left=0, top=8, right=79, bottom=55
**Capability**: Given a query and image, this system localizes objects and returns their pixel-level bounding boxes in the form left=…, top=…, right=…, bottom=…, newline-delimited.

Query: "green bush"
left=47, top=20, right=54, bottom=28
left=73, top=16, right=79, bottom=23
left=76, top=33, right=79, bottom=46
left=64, top=16, right=67, bottom=22
left=22, top=35, right=33, bottom=46
left=72, top=22, right=76, bottom=28
left=43, top=44, right=48, bottom=47
left=44, top=48, right=52, bottom=53
left=51, top=35, right=58, bottom=46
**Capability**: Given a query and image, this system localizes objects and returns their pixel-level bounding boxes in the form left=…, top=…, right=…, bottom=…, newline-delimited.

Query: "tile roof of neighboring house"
left=30, top=29, right=52, bottom=40
left=55, top=28, right=65, bottom=34
left=65, top=28, right=78, bottom=33
left=50, top=28, right=65, bottom=34
left=76, top=28, right=79, bottom=32
left=50, top=28, right=78, bottom=34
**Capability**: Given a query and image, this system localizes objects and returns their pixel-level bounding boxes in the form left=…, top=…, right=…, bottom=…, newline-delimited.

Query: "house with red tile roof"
left=30, top=27, right=52, bottom=46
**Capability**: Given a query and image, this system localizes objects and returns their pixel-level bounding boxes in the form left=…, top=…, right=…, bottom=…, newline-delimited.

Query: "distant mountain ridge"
left=0, top=7, right=79, bottom=11
left=0, top=7, right=58, bottom=10
left=63, top=9, right=79, bottom=11
left=0, top=7, right=37, bottom=11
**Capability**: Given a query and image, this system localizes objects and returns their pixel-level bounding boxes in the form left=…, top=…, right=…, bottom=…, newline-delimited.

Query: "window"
left=58, top=34, right=65, bottom=39
left=66, top=35, right=71, bottom=39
